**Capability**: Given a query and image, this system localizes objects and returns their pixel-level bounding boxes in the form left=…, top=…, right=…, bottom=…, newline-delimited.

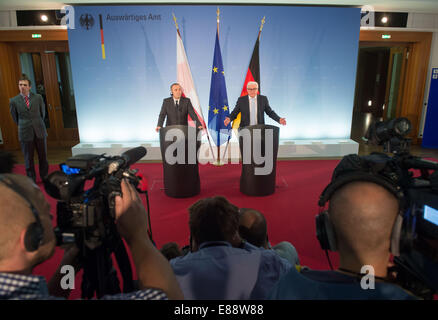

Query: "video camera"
left=44, top=146, right=148, bottom=298
left=363, top=117, right=412, bottom=154
left=360, top=118, right=438, bottom=298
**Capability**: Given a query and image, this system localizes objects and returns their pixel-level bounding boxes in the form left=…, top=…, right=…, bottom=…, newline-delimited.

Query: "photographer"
left=269, top=156, right=418, bottom=300
left=170, top=196, right=292, bottom=300
left=0, top=174, right=183, bottom=300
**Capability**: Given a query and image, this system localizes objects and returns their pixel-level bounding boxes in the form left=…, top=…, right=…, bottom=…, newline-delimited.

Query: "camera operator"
left=0, top=174, right=183, bottom=300
left=269, top=161, right=418, bottom=299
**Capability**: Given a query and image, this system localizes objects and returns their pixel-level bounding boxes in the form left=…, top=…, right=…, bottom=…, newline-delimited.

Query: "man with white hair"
left=224, top=81, right=286, bottom=128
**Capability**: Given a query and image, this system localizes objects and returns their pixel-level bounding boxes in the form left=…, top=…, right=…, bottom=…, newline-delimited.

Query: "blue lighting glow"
left=68, top=5, right=360, bottom=143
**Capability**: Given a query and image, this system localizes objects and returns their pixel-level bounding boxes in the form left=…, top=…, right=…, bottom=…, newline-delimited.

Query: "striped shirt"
left=0, top=272, right=167, bottom=300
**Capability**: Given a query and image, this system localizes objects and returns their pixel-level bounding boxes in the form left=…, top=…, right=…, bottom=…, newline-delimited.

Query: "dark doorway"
left=350, top=45, right=408, bottom=142
left=15, top=41, right=79, bottom=147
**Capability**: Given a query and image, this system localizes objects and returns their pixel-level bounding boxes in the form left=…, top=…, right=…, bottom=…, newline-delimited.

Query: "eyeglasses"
left=247, top=88, right=258, bottom=91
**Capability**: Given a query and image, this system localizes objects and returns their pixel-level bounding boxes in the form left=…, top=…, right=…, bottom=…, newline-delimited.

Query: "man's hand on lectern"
left=224, top=117, right=231, bottom=126
left=279, top=118, right=286, bottom=126
left=155, top=126, right=161, bottom=132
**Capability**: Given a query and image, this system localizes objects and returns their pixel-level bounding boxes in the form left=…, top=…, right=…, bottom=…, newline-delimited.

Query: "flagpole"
left=217, top=7, right=232, bottom=165
left=217, top=7, right=220, bottom=34
left=172, top=13, right=216, bottom=164
left=258, top=16, right=265, bottom=40
left=211, top=7, right=225, bottom=166
left=216, top=7, right=221, bottom=165
left=223, top=16, right=266, bottom=163
left=172, top=12, right=181, bottom=37
left=222, top=133, right=230, bottom=162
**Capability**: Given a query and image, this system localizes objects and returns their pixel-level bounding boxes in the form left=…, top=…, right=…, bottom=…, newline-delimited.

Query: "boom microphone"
left=108, top=147, right=147, bottom=174
left=121, top=146, right=147, bottom=167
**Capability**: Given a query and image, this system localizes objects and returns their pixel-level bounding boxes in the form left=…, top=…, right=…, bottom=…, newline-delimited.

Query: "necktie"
left=175, top=100, right=179, bottom=109
left=24, top=96, right=30, bottom=109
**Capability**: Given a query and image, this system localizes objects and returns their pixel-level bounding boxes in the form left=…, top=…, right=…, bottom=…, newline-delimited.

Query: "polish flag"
left=176, top=30, right=206, bottom=128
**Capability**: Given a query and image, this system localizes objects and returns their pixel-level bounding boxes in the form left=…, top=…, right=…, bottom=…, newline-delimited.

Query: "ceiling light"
left=381, top=16, right=388, bottom=23
left=41, top=14, right=48, bottom=22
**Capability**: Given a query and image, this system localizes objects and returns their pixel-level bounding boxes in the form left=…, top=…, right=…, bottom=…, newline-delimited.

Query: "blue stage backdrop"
left=68, top=5, right=360, bottom=143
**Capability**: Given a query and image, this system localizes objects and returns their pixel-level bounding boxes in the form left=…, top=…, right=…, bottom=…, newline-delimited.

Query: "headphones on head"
left=315, top=157, right=406, bottom=257
left=0, top=175, right=44, bottom=252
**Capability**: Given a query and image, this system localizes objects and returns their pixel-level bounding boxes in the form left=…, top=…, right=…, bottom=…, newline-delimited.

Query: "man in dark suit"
left=9, top=75, right=49, bottom=183
left=224, top=81, right=286, bottom=128
left=156, top=83, right=203, bottom=132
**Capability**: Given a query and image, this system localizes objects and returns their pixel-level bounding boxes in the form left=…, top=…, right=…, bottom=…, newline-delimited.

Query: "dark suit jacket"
left=157, top=96, right=201, bottom=127
left=229, top=95, right=281, bottom=129
left=9, top=92, right=47, bottom=142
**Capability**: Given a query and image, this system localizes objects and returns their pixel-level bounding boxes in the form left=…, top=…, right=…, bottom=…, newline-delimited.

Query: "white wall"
left=0, top=10, right=16, bottom=27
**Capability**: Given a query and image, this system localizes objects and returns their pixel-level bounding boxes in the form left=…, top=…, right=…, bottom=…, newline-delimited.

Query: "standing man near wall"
left=9, top=75, right=49, bottom=183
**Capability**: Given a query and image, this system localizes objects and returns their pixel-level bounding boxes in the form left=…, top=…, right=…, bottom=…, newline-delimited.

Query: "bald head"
left=0, top=174, right=55, bottom=267
left=239, top=208, right=268, bottom=248
left=329, top=181, right=400, bottom=257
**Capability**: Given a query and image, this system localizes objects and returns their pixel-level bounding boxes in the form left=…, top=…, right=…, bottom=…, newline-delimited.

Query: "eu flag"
left=208, top=30, right=231, bottom=146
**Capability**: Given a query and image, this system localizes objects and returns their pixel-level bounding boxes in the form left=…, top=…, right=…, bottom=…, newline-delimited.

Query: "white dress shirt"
left=249, top=95, right=257, bottom=125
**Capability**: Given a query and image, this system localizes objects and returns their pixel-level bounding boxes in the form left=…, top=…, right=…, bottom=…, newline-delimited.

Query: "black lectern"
left=159, top=125, right=200, bottom=198
left=239, top=124, right=279, bottom=196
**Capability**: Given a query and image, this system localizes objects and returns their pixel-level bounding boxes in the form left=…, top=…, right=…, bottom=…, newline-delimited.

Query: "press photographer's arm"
left=114, top=179, right=184, bottom=300
left=47, top=245, right=81, bottom=298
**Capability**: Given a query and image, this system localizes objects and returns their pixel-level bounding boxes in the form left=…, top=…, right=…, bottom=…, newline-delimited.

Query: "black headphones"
left=315, top=171, right=405, bottom=256
left=0, top=175, right=44, bottom=252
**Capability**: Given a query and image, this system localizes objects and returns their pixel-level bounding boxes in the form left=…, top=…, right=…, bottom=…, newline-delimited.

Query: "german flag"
left=232, top=29, right=261, bottom=130
left=99, top=14, right=106, bottom=60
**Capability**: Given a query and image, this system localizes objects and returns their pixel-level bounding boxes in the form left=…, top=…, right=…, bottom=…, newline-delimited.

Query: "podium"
left=239, top=124, right=279, bottom=196
left=159, top=125, right=200, bottom=198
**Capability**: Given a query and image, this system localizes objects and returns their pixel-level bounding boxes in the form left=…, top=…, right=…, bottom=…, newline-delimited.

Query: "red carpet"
left=13, top=160, right=341, bottom=298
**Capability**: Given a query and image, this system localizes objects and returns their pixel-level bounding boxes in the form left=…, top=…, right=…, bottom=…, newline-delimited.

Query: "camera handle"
left=138, top=188, right=153, bottom=244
